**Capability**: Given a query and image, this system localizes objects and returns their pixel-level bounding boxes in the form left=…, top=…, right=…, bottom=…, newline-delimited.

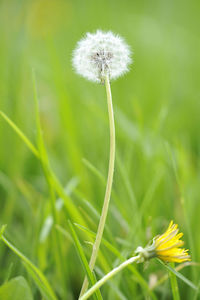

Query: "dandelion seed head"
left=72, top=30, right=132, bottom=83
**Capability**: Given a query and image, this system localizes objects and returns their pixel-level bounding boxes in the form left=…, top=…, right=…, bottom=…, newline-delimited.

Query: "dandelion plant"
left=72, top=30, right=132, bottom=295
left=79, top=221, right=191, bottom=300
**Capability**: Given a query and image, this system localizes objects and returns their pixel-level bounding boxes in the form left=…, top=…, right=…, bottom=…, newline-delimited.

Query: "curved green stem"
left=80, top=74, right=115, bottom=296
left=80, top=255, right=141, bottom=300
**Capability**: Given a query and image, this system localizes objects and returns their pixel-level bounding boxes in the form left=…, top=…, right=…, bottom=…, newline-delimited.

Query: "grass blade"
left=32, top=70, right=66, bottom=293
left=0, top=235, right=57, bottom=300
left=193, top=280, right=200, bottom=300
left=0, top=109, right=86, bottom=226
left=169, top=263, right=180, bottom=300
left=68, top=220, right=102, bottom=300
left=0, top=111, right=39, bottom=158
left=158, top=259, right=198, bottom=291
left=23, top=264, right=55, bottom=300
left=151, top=262, right=200, bottom=291
left=82, top=158, right=106, bottom=184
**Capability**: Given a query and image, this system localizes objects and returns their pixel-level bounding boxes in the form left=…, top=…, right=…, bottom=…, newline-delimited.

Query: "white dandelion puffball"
left=72, top=30, right=132, bottom=83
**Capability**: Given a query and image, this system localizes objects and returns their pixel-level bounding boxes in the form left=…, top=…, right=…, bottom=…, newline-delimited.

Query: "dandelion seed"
left=72, top=30, right=132, bottom=83
left=136, top=221, right=191, bottom=263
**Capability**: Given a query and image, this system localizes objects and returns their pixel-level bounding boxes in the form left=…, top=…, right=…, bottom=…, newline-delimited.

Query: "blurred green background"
left=0, top=0, right=200, bottom=299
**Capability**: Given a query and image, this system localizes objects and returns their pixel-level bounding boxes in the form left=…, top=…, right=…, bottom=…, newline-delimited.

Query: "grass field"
left=0, top=0, right=200, bottom=299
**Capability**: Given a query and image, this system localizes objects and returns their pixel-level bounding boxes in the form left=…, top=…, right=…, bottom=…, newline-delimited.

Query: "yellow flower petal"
left=154, top=221, right=191, bottom=263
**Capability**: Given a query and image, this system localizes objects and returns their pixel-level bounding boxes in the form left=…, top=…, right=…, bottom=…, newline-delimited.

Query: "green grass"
left=0, top=0, right=200, bottom=299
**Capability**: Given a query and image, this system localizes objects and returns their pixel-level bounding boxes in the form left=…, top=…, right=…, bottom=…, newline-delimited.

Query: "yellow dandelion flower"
left=136, top=221, right=191, bottom=263
left=154, top=221, right=190, bottom=263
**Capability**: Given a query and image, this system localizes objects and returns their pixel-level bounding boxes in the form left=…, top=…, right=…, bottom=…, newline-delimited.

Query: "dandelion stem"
left=80, top=255, right=141, bottom=300
left=80, top=73, right=115, bottom=296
